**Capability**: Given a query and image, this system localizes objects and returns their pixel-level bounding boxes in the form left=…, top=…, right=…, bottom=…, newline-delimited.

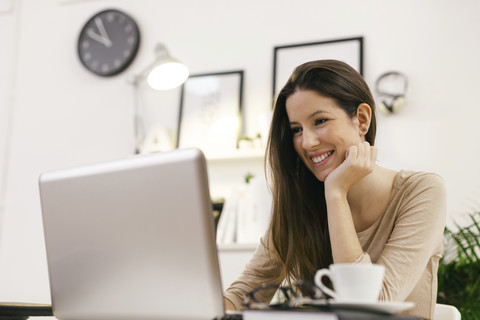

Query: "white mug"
left=314, top=263, right=385, bottom=302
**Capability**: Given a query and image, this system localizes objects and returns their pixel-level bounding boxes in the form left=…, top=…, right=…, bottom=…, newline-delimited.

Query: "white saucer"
left=310, top=300, right=415, bottom=314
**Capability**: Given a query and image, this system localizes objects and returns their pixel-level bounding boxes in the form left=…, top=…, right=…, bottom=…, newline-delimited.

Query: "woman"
left=223, top=60, right=446, bottom=319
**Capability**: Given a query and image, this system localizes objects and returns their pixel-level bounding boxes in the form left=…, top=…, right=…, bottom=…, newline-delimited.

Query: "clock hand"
left=94, top=17, right=112, bottom=47
left=86, top=28, right=109, bottom=46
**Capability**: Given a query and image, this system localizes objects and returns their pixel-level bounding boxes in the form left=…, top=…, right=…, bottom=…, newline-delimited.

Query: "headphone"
left=375, top=71, right=408, bottom=114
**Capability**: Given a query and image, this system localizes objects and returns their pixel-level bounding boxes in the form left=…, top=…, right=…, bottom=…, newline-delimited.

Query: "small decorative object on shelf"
left=245, top=172, right=254, bottom=184
left=238, top=134, right=263, bottom=152
left=212, top=199, right=225, bottom=234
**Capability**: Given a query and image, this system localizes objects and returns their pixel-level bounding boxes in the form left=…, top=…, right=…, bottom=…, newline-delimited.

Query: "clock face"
left=77, top=9, right=140, bottom=77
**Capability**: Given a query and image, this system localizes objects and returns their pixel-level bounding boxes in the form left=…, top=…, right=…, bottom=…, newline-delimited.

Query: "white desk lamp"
left=131, top=43, right=189, bottom=153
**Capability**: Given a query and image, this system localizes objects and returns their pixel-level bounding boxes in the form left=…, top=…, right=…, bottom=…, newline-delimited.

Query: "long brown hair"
left=265, top=60, right=377, bottom=283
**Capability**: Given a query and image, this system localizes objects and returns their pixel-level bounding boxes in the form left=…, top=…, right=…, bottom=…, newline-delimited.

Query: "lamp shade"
left=145, top=43, right=189, bottom=90
left=147, top=61, right=189, bottom=90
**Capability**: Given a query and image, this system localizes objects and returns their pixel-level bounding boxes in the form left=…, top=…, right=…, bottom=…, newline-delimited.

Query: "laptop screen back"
left=39, top=148, right=224, bottom=320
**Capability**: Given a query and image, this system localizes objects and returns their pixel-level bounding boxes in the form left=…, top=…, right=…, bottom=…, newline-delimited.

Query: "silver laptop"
left=39, top=148, right=227, bottom=320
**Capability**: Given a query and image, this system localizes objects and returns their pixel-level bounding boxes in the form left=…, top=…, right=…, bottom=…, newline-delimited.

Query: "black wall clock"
left=77, top=9, right=141, bottom=77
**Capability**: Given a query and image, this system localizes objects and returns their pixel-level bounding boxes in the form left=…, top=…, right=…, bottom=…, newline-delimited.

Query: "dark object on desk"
left=336, top=309, right=421, bottom=320
left=242, top=308, right=422, bottom=320
left=0, top=303, right=53, bottom=319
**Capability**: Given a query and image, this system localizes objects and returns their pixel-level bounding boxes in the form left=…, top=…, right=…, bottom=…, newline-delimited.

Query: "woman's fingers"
left=346, top=142, right=374, bottom=159
left=370, top=143, right=378, bottom=166
left=346, top=142, right=377, bottom=170
left=345, top=145, right=357, bottom=159
left=327, top=142, right=378, bottom=192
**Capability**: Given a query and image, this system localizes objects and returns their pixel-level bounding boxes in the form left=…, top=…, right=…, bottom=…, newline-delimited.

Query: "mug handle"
left=314, top=269, right=337, bottom=299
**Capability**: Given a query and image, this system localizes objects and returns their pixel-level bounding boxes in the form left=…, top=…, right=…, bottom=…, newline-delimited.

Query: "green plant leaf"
left=438, top=212, right=480, bottom=319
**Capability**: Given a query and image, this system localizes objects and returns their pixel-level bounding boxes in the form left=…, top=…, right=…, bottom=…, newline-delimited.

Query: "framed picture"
left=273, top=37, right=363, bottom=100
left=176, top=70, right=244, bottom=157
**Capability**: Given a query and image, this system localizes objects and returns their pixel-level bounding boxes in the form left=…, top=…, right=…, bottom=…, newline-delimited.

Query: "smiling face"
left=286, top=89, right=364, bottom=182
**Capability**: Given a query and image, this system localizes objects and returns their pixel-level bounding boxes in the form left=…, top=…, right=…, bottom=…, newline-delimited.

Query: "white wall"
left=0, top=0, right=16, bottom=235
left=1, top=0, right=480, bottom=303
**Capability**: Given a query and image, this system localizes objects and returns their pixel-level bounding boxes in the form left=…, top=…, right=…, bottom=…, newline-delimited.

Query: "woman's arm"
left=324, top=142, right=378, bottom=263
left=325, top=191, right=364, bottom=263
left=223, top=234, right=283, bottom=310
left=375, top=173, right=446, bottom=301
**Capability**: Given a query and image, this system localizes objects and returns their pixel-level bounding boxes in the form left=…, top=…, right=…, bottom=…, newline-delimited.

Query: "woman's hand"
left=325, top=141, right=377, bottom=195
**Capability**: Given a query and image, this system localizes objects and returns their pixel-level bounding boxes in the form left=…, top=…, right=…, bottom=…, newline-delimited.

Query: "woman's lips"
left=311, top=150, right=334, bottom=165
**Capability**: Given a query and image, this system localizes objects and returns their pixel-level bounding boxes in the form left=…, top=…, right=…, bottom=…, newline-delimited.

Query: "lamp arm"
left=132, top=79, right=145, bottom=154
left=128, top=57, right=162, bottom=153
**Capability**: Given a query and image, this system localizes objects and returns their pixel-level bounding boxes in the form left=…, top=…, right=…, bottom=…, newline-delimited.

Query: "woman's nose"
left=302, top=128, right=319, bottom=150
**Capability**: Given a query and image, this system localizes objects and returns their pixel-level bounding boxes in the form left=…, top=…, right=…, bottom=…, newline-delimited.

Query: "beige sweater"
left=224, top=171, right=446, bottom=319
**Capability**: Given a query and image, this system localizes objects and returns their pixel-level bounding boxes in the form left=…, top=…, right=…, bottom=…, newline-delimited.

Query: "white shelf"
left=217, top=243, right=259, bottom=252
left=206, top=149, right=265, bottom=161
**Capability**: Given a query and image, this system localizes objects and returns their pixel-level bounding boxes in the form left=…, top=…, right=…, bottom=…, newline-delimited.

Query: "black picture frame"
left=272, top=37, right=364, bottom=102
left=176, top=70, right=244, bottom=157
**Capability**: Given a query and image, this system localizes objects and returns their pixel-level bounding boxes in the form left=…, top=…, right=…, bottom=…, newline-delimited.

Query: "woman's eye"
left=291, top=127, right=302, bottom=135
left=314, top=118, right=328, bottom=126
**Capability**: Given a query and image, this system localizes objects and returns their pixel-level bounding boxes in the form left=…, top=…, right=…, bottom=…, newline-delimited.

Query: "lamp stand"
left=132, top=79, right=145, bottom=154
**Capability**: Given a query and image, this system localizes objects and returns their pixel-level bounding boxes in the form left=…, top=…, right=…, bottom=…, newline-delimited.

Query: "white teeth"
left=311, top=151, right=333, bottom=164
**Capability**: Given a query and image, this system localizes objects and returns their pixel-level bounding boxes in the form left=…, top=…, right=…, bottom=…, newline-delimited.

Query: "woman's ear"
left=356, top=103, right=372, bottom=137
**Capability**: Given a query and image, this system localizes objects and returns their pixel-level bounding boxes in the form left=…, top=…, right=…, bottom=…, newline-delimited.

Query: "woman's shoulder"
left=389, top=170, right=447, bottom=219
left=394, top=170, right=446, bottom=194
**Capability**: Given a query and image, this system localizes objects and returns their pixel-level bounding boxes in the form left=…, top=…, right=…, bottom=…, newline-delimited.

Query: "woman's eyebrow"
left=289, top=110, right=330, bottom=126
left=308, top=110, right=329, bottom=120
